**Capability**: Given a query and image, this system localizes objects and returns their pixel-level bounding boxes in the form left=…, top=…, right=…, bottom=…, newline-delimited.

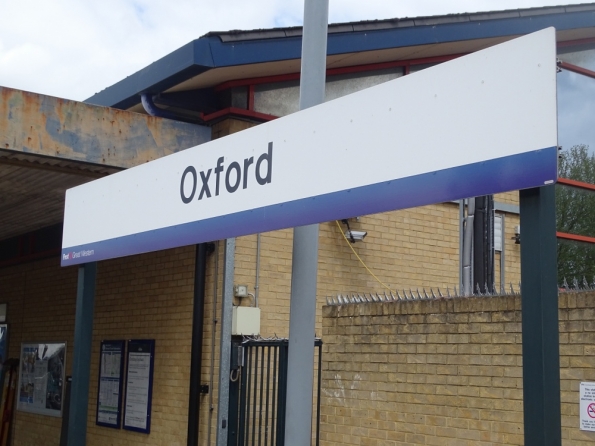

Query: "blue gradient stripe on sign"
left=61, top=146, right=557, bottom=266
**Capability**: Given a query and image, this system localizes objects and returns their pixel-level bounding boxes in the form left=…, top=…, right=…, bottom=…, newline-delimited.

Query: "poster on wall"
left=580, top=382, right=595, bottom=431
left=96, top=340, right=125, bottom=429
left=123, top=339, right=155, bottom=434
left=17, top=342, right=66, bottom=417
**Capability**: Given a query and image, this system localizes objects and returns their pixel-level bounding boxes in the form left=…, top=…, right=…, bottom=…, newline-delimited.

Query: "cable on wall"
left=335, top=220, right=393, bottom=292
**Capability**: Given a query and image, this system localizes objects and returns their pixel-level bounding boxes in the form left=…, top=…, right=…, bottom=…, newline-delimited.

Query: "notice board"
left=123, top=339, right=155, bottom=433
left=96, top=340, right=125, bottom=428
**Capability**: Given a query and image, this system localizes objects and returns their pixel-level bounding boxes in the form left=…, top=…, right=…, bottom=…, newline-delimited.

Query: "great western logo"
left=180, top=142, right=273, bottom=204
left=62, top=250, right=95, bottom=261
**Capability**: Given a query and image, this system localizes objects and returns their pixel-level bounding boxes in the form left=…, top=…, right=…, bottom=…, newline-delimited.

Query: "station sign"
left=62, top=28, right=558, bottom=266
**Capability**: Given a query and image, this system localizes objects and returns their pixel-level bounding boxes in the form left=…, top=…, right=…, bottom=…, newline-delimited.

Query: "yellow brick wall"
left=233, top=204, right=521, bottom=338
left=0, top=247, right=220, bottom=446
left=495, top=191, right=519, bottom=205
left=559, top=292, right=595, bottom=445
left=86, top=247, right=197, bottom=446
left=321, top=292, right=595, bottom=446
left=0, top=257, right=77, bottom=446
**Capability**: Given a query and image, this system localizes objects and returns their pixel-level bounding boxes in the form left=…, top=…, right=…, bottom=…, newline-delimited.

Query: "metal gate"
left=228, top=338, right=322, bottom=446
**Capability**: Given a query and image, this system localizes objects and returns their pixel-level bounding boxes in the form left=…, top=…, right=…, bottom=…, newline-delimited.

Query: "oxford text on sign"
left=180, top=142, right=273, bottom=203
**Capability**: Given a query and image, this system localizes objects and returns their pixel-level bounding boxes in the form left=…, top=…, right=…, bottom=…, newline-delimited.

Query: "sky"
left=0, top=0, right=593, bottom=102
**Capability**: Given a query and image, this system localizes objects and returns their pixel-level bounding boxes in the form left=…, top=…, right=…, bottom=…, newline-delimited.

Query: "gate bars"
left=231, top=339, right=322, bottom=446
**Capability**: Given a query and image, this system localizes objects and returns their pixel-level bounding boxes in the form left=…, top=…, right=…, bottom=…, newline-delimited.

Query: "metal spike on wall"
left=555, top=276, right=595, bottom=292
left=324, top=279, right=538, bottom=306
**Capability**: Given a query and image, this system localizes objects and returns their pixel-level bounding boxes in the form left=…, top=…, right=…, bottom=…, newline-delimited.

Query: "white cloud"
left=0, top=0, right=591, bottom=101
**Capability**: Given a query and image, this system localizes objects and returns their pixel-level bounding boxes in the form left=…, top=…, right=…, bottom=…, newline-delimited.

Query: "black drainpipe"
left=188, top=243, right=209, bottom=446
left=143, top=92, right=211, bottom=444
left=140, top=92, right=204, bottom=124
left=141, top=92, right=182, bottom=121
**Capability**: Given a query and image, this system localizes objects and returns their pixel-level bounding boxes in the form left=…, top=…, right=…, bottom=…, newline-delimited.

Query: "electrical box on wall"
left=234, top=285, right=248, bottom=298
left=232, top=306, right=261, bottom=336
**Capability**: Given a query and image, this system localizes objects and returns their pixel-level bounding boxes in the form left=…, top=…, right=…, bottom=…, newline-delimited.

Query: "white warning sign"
left=580, top=382, right=595, bottom=431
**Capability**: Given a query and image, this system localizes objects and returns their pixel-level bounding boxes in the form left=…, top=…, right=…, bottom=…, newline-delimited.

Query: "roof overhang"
left=0, top=86, right=210, bottom=241
left=86, top=3, right=595, bottom=110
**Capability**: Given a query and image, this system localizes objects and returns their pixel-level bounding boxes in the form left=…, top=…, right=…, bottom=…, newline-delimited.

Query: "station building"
left=1, top=3, right=595, bottom=445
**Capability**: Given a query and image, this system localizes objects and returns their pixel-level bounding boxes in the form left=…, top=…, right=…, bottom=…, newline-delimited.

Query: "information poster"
left=580, top=382, right=595, bottom=431
left=17, top=342, right=66, bottom=417
left=123, top=340, right=155, bottom=434
left=96, top=340, right=125, bottom=428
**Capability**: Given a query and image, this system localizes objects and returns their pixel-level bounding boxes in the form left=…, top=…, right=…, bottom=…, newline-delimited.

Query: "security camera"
left=345, top=230, right=367, bottom=242
left=511, top=225, right=520, bottom=244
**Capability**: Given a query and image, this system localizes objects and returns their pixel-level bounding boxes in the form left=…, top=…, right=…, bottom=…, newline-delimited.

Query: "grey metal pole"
left=67, top=262, right=97, bottom=446
left=216, top=238, right=235, bottom=446
left=459, top=200, right=464, bottom=290
left=519, top=186, right=561, bottom=445
left=500, top=213, right=506, bottom=291
left=285, top=1, right=328, bottom=445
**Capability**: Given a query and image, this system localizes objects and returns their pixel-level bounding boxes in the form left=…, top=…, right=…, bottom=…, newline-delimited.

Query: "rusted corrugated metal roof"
left=0, top=86, right=211, bottom=241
